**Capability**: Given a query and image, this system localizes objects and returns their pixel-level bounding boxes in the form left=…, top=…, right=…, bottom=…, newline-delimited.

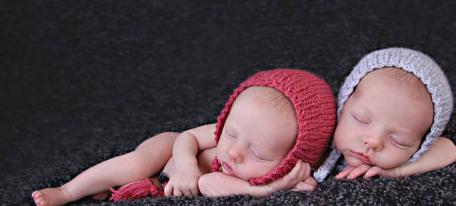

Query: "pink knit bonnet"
left=211, top=68, right=336, bottom=185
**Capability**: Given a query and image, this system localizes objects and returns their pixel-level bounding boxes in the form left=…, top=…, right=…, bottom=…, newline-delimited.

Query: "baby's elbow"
left=441, top=137, right=456, bottom=162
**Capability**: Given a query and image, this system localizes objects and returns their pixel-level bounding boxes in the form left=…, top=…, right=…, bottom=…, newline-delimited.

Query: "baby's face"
left=334, top=68, right=434, bottom=169
left=216, top=87, right=297, bottom=180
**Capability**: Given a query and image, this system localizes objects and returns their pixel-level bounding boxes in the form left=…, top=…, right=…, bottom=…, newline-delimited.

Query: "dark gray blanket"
left=1, top=0, right=455, bottom=205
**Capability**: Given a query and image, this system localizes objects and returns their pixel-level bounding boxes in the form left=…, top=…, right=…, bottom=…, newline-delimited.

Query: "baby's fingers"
left=164, top=183, right=173, bottom=197
left=366, top=166, right=403, bottom=178
left=363, top=166, right=382, bottom=179
left=183, top=185, right=198, bottom=196
left=300, top=162, right=311, bottom=180
left=269, top=160, right=303, bottom=191
left=190, top=186, right=199, bottom=196
left=290, top=160, right=311, bottom=185
left=347, top=164, right=371, bottom=179
left=287, top=160, right=304, bottom=182
left=293, top=177, right=317, bottom=192
left=173, top=188, right=183, bottom=196
left=181, top=188, right=192, bottom=196
left=304, top=176, right=317, bottom=187
left=336, top=166, right=355, bottom=179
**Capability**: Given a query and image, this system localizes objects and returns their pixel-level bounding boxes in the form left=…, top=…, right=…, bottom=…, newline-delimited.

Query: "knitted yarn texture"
left=314, top=47, right=453, bottom=182
left=212, top=68, right=336, bottom=185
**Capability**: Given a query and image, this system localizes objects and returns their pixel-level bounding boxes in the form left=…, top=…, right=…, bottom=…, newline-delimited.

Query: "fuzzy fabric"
left=1, top=0, right=455, bottom=205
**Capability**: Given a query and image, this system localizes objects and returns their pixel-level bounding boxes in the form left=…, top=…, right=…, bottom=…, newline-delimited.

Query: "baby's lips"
left=349, top=150, right=373, bottom=165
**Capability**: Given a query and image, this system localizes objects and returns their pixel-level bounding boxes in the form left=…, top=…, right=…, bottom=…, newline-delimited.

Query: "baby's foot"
left=32, top=187, right=72, bottom=206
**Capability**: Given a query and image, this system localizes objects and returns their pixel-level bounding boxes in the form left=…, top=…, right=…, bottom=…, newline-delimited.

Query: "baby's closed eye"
left=351, top=113, right=370, bottom=126
left=388, top=135, right=415, bottom=148
left=248, top=148, right=272, bottom=162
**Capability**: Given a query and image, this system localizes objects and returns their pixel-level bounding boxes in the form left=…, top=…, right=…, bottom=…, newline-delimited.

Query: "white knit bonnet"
left=314, top=47, right=453, bottom=182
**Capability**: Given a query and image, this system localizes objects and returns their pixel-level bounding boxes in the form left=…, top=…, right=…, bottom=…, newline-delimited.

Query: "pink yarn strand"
left=109, top=178, right=163, bottom=202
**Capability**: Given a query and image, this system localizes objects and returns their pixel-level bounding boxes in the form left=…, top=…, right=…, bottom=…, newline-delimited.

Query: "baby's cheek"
left=333, top=121, right=352, bottom=148
left=375, top=151, right=408, bottom=169
left=247, top=161, right=278, bottom=178
left=333, top=133, right=347, bottom=151
left=264, top=160, right=283, bottom=175
left=215, top=142, right=226, bottom=158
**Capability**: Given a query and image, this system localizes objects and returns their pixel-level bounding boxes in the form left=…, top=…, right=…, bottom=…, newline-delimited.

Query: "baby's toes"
left=32, top=191, right=40, bottom=198
left=32, top=191, right=42, bottom=204
left=38, top=199, right=48, bottom=206
left=32, top=191, right=49, bottom=206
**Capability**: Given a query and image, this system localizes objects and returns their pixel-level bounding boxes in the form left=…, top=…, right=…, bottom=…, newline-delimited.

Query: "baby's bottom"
left=32, top=132, right=179, bottom=206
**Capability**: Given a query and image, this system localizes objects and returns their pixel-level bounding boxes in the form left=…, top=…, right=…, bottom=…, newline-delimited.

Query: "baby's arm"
left=336, top=137, right=456, bottom=179
left=198, top=160, right=315, bottom=197
left=163, top=123, right=216, bottom=196
left=363, top=137, right=456, bottom=178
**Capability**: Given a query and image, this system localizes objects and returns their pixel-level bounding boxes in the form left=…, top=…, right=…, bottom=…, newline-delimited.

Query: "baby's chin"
left=345, top=156, right=366, bottom=167
left=342, top=152, right=375, bottom=167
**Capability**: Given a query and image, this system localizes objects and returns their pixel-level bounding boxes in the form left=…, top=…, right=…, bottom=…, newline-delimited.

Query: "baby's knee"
left=157, top=132, right=180, bottom=139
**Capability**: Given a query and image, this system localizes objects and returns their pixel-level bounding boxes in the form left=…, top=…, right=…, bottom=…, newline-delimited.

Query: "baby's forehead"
left=362, top=67, right=421, bottom=85
left=239, top=86, right=285, bottom=101
left=238, top=87, right=294, bottom=111
left=356, top=67, right=431, bottom=100
left=230, top=87, right=298, bottom=145
left=235, top=86, right=298, bottom=126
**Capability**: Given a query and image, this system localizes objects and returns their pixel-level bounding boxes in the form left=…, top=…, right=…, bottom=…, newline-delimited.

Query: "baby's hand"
left=163, top=157, right=202, bottom=196
left=292, top=176, right=317, bottom=192
left=362, top=166, right=403, bottom=179
left=337, top=165, right=404, bottom=179
left=198, top=172, right=241, bottom=197
left=265, top=160, right=312, bottom=192
left=199, top=160, right=313, bottom=197
left=335, top=164, right=372, bottom=179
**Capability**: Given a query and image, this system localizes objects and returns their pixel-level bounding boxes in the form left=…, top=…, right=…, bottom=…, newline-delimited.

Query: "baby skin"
left=32, top=132, right=178, bottom=206
left=334, top=67, right=456, bottom=179
left=32, top=87, right=314, bottom=206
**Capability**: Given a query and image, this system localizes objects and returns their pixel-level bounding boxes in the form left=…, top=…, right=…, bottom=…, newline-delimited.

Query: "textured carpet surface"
left=1, top=0, right=456, bottom=205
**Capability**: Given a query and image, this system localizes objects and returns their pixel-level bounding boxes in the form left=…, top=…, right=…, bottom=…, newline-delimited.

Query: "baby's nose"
left=363, top=136, right=383, bottom=151
left=227, top=145, right=244, bottom=163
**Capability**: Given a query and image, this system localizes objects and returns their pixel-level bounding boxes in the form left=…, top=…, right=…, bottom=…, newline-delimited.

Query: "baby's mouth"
left=221, top=161, right=238, bottom=177
left=349, top=150, right=373, bottom=165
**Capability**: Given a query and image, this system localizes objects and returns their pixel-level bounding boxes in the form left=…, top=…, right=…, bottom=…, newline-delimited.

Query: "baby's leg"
left=32, top=132, right=179, bottom=206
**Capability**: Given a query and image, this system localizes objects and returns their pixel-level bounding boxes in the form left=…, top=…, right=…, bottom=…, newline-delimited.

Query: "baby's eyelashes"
left=351, top=113, right=370, bottom=126
left=388, top=136, right=413, bottom=148
left=224, top=131, right=237, bottom=140
left=248, top=148, right=273, bottom=162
